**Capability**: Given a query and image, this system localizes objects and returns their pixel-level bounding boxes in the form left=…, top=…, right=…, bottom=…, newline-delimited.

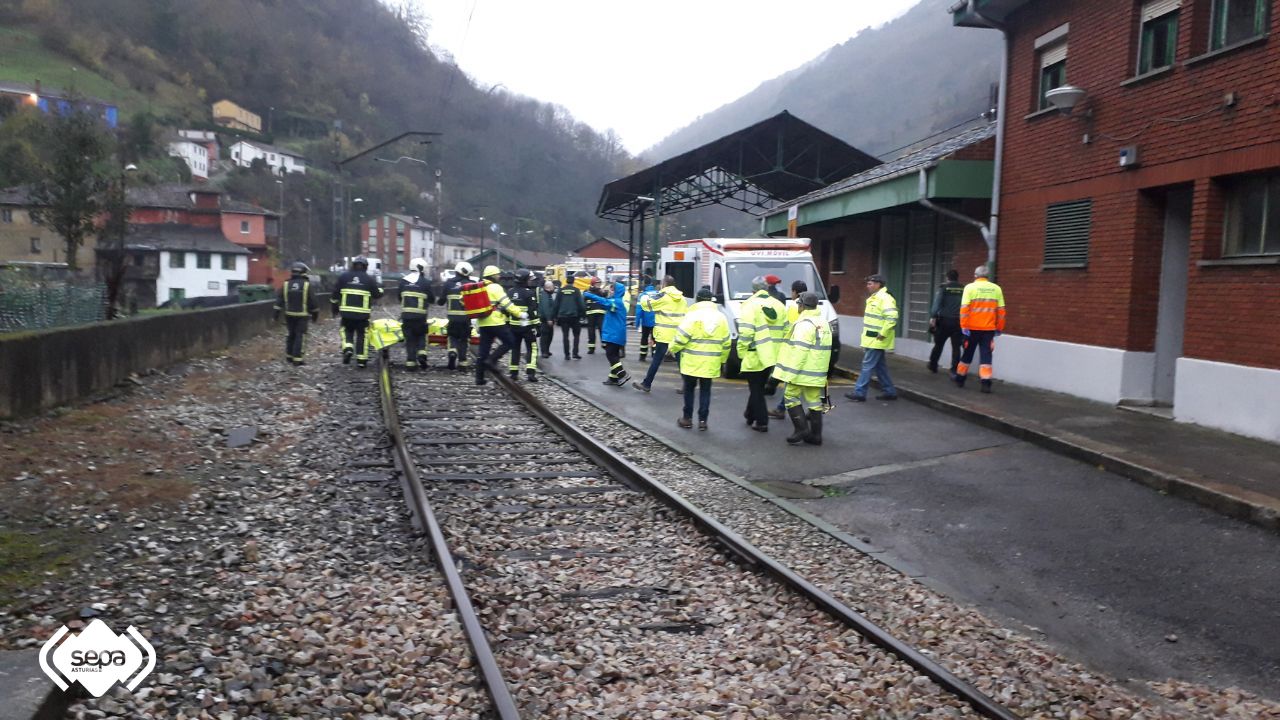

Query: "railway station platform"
left=544, top=328, right=1280, bottom=534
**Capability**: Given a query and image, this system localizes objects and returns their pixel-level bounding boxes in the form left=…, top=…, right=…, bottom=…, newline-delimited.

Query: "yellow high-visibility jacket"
left=772, top=308, right=832, bottom=388
left=861, top=287, right=898, bottom=351
left=669, top=301, right=731, bottom=379
left=736, top=290, right=787, bottom=372
left=642, top=285, right=688, bottom=344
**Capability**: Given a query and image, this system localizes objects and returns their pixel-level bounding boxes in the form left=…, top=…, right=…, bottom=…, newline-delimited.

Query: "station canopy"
left=596, top=111, right=881, bottom=222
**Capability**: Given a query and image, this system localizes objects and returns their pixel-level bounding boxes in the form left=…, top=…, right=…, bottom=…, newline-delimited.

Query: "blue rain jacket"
left=583, top=282, right=629, bottom=346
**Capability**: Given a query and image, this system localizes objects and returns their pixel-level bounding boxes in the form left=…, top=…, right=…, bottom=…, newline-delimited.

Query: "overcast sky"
left=413, top=0, right=922, bottom=154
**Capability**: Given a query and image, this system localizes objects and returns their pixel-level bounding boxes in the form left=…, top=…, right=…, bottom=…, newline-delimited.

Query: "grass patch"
left=821, top=485, right=846, bottom=498
left=0, top=527, right=82, bottom=607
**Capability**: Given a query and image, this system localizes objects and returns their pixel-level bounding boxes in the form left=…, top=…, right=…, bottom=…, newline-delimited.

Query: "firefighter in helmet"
left=330, top=256, right=383, bottom=368
left=475, top=265, right=527, bottom=385
left=398, top=257, right=435, bottom=370
left=506, top=268, right=541, bottom=382
left=274, top=262, right=319, bottom=365
left=439, top=261, right=474, bottom=370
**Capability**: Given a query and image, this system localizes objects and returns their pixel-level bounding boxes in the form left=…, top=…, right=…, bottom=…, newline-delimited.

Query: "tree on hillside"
left=97, top=167, right=133, bottom=317
left=29, top=108, right=114, bottom=273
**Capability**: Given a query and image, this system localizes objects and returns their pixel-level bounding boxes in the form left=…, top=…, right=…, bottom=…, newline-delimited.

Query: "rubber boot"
left=475, top=363, right=487, bottom=386
left=803, top=410, right=824, bottom=446
left=526, top=369, right=539, bottom=383
left=786, top=406, right=810, bottom=445
left=980, top=379, right=992, bottom=394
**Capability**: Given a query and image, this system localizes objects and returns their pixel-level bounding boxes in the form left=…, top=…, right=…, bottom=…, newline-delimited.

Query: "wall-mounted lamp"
left=1045, top=84, right=1088, bottom=116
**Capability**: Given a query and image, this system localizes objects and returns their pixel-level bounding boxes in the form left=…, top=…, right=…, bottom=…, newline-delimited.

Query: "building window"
left=240, top=220, right=250, bottom=234
left=169, top=288, right=186, bottom=301
left=222, top=253, right=236, bottom=270
left=1139, top=1, right=1181, bottom=73
left=1222, top=173, right=1280, bottom=256
left=1035, top=24, right=1069, bottom=111
left=1210, top=0, right=1268, bottom=50
left=1043, top=199, right=1093, bottom=268
left=29, top=237, right=40, bottom=253
left=831, top=240, right=846, bottom=272
left=169, top=252, right=186, bottom=268
left=1, top=209, right=12, bottom=223
left=197, top=252, right=211, bottom=269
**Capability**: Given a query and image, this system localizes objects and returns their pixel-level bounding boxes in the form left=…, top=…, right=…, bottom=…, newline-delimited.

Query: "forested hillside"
left=648, top=0, right=1001, bottom=160
left=0, top=0, right=634, bottom=253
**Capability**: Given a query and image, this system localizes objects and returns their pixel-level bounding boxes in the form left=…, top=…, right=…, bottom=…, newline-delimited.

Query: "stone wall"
left=0, top=299, right=301, bottom=418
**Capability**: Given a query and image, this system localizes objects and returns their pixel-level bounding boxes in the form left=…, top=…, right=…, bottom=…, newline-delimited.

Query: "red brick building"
left=573, top=237, right=630, bottom=260
left=953, top=0, right=1280, bottom=441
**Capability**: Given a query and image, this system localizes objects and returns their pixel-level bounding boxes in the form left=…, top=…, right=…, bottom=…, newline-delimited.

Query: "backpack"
left=461, top=281, right=493, bottom=319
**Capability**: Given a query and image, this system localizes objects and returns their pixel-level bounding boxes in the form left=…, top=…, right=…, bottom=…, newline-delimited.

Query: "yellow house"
left=0, top=189, right=92, bottom=271
left=211, top=100, right=262, bottom=133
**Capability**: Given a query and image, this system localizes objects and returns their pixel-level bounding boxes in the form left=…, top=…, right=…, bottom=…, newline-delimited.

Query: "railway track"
left=376, top=354, right=1022, bottom=719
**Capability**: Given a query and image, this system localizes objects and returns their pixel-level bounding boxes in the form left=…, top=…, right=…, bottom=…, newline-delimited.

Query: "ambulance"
left=657, top=237, right=842, bottom=376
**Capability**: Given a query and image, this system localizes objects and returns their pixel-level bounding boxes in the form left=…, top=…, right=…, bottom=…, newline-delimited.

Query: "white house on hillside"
left=228, top=140, right=307, bottom=175
left=125, top=224, right=249, bottom=305
left=166, top=137, right=209, bottom=181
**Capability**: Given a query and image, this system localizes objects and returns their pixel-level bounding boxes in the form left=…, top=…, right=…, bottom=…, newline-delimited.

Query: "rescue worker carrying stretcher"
left=439, top=262, right=474, bottom=370
left=330, top=256, right=383, bottom=368
left=398, top=257, right=435, bottom=370
left=274, top=262, right=319, bottom=366
left=772, top=291, right=832, bottom=446
left=475, top=265, right=527, bottom=385
left=506, top=268, right=540, bottom=382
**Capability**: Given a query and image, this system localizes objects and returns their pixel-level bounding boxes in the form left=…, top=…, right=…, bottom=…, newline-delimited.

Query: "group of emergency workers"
left=275, top=256, right=1006, bottom=446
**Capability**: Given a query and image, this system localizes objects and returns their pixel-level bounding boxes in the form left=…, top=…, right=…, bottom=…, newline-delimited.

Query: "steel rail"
left=494, top=373, right=1022, bottom=720
left=375, top=355, right=522, bottom=720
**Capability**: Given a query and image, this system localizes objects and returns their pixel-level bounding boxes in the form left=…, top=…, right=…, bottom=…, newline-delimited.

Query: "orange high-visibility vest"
left=959, top=278, right=1006, bottom=332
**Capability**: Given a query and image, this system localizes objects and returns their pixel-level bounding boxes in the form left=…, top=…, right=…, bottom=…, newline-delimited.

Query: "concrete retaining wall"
left=0, top=300, right=282, bottom=419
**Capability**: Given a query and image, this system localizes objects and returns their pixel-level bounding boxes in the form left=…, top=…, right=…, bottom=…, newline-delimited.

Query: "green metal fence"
left=0, top=283, right=105, bottom=332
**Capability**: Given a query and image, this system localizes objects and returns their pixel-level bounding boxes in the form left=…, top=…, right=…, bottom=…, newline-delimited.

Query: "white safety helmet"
left=410, top=258, right=427, bottom=272
left=455, top=261, right=473, bottom=276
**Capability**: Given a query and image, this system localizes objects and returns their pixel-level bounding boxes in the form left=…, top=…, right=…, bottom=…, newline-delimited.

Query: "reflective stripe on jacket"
left=642, top=286, right=688, bottom=344
left=959, top=278, right=1006, bottom=332
left=506, top=286, right=538, bottom=327
left=736, top=290, right=787, bottom=372
left=583, top=282, right=629, bottom=345
left=477, top=280, right=526, bottom=327
left=861, top=287, right=898, bottom=350
left=772, top=308, right=832, bottom=388
left=398, top=274, right=433, bottom=316
left=669, top=301, right=730, bottom=379
left=276, top=277, right=316, bottom=317
left=442, top=276, right=469, bottom=317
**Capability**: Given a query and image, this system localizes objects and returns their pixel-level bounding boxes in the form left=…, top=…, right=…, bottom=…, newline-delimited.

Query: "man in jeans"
left=845, top=274, right=899, bottom=402
left=669, top=286, right=731, bottom=430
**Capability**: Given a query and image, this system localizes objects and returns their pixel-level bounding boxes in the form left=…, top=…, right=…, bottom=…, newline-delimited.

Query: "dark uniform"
left=398, top=268, right=435, bottom=370
left=506, top=271, right=540, bottom=381
left=275, top=267, right=319, bottom=365
left=439, top=272, right=473, bottom=369
left=330, top=260, right=383, bottom=367
left=928, top=276, right=965, bottom=375
left=584, top=283, right=605, bottom=354
left=552, top=283, right=586, bottom=359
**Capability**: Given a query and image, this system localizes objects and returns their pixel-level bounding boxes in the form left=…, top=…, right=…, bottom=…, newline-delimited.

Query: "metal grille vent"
left=1044, top=199, right=1092, bottom=267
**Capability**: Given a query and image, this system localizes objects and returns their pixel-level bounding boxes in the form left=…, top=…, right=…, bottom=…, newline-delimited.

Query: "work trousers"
left=929, top=317, right=963, bottom=374
left=539, top=320, right=554, bottom=357
left=957, top=330, right=996, bottom=381
left=586, top=313, right=603, bottom=352
left=558, top=317, right=582, bottom=357
left=681, top=374, right=714, bottom=421
left=476, top=325, right=515, bottom=383
left=604, top=342, right=628, bottom=381
left=641, top=341, right=669, bottom=388
left=284, top=316, right=309, bottom=362
left=742, top=368, right=772, bottom=426
left=339, top=316, right=370, bottom=361
left=784, top=383, right=824, bottom=411
left=402, top=316, right=428, bottom=367
left=508, top=325, right=538, bottom=374
left=638, top=325, right=654, bottom=359
left=446, top=317, right=471, bottom=367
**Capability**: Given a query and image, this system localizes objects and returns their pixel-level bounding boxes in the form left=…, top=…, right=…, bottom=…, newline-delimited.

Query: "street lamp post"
left=304, top=198, right=313, bottom=265
left=276, top=178, right=285, bottom=262
left=351, top=197, right=364, bottom=259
